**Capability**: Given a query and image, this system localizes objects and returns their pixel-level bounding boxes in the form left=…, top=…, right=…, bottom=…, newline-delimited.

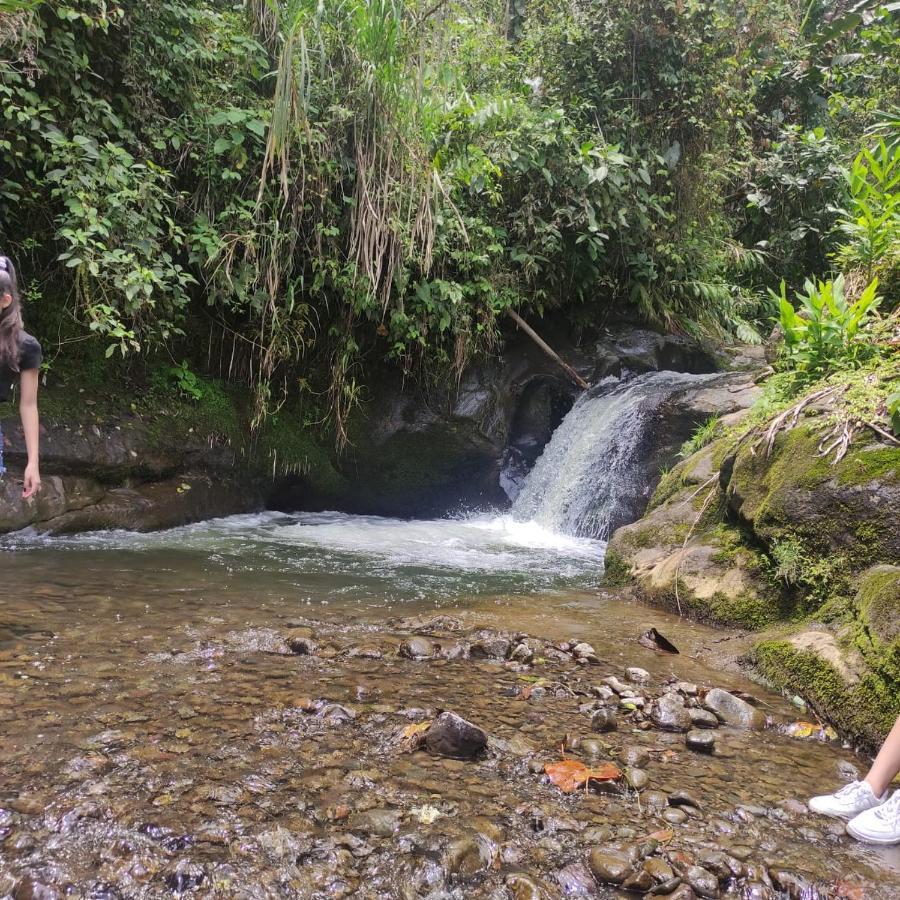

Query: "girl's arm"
left=19, top=367, right=40, bottom=498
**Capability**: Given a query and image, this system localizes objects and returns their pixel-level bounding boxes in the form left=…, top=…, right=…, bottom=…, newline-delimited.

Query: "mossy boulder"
left=607, top=484, right=780, bottom=630
left=728, top=426, right=900, bottom=563
left=609, top=415, right=900, bottom=746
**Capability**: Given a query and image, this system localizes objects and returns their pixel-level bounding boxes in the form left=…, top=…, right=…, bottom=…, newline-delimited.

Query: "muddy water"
left=1, top=513, right=899, bottom=898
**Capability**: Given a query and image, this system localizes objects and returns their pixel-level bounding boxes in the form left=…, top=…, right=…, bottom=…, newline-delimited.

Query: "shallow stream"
left=1, top=512, right=898, bottom=898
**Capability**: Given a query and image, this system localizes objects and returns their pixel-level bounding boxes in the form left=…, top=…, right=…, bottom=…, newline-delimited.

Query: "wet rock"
left=685, top=730, right=716, bottom=753
left=689, top=708, right=719, bottom=729
left=509, top=642, right=534, bottom=663
left=643, top=858, right=675, bottom=883
left=349, top=807, right=401, bottom=837
left=572, top=642, right=599, bottom=663
left=643, top=790, right=669, bottom=812
left=623, top=869, right=655, bottom=892
left=602, top=675, right=630, bottom=694
left=676, top=681, right=699, bottom=697
left=668, top=790, right=703, bottom=810
left=619, top=745, right=650, bottom=767
left=425, top=712, right=488, bottom=760
left=505, top=872, right=547, bottom=900
left=445, top=833, right=492, bottom=878
left=470, top=635, right=511, bottom=660
left=590, top=708, right=617, bottom=732
left=398, top=636, right=438, bottom=659
left=626, top=666, right=650, bottom=683
left=588, top=848, right=633, bottom=884
left=556, top=863, right=598, bottom=896
left=742, top=884, right=775, bottom=900
left=625, top=767, right=649, bottom=790
left=286, top=630, right=318, bottom=655
left=319, top=703, right=356, bottom=723
left=667, top=886, right=697, bottom=900
left=686, top=866, right=718, bottom=898
left=13, top=877, right=60, bottom=900
left=698, top=850, right=742, bottom=880
left=702, top=689, right=765, bottom=729
left=768, top=869, right=819, bottom=899
left=662, top=808, right=688, bottom=825
left=651, top=695, right=692, bottom=732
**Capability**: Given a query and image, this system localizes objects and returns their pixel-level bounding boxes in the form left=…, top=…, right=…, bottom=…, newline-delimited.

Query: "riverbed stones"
left=555, top=863, right=597, bottom=896
left=626, top=666, right=650, bottom=683
left=703, top=689, right=766, bottom=729
left=348, top=808, right=401, bottom=837
left=572, top=642, right=599, bottom=663
left=469, top=634, right=511, bottom=660
left=689, top=708, right=719, bottom=729
left=625, top=767, right=649, bottom=790
left=686, top=730, right=716, bottom=753
left=588, top=848, right=633, bottom=884
left=651, top=695, right=692, bottom=732
left=445, top=833, right=492, bottom=877
left=686, top=865, right=719, bottom=898
left=643, top=858, right=675, bottom=883
left=425, top=712, right=488, bottom=760
left=398, top=636, right=438, bottom=659
left=590, top=708, right=617, bottom=732
left=505, top=872, right=546, bottom=900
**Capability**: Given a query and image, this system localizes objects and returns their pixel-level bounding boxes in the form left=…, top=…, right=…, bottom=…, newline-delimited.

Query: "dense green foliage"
left=1, top=0, right=897, bottom=441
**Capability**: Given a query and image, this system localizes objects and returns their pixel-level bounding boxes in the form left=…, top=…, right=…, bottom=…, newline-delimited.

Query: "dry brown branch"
left=673, top=473, right=721, bottom=617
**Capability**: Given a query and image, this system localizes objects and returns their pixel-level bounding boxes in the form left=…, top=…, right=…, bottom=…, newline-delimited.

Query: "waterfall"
left=511, top=371, right=718, bottom=540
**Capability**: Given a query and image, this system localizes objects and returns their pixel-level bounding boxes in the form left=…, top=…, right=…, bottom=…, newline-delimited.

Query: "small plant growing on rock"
left=773, top=274, right=881, bottom=383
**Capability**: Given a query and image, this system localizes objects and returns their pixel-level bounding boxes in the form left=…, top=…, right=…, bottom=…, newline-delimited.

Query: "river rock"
left=619, top=745, right=650, bottom=767
left=685, top=730, right=716, bottom=753
left=469, top=635, right=511, bottom=660
left=572, top=642, right=599, bottom=663
left=348, top=807, right=401, bottom=837
left=643, top=858, right=675, bottom=883
left=398, top=636, right=438, bottom=659
left=555, top=863, right=598, bottom=896
left=703, top=689, right=765, bottom=729
left=591, top=708, right=617, bottom=732
left=625, top=767, right=649, bottom=790
left=686, top=866, right=719, bottom=898
left=505, top=872, right=547, bottom=900
left=651, top=695, right=692, bottom=732
left=689, top=708, right=719, bottom=729
left=425, top=712, right=488, bottom=759
left=588, top=848, right=633, bottom=884
left=662, top=808, right=688, bottom=825
left=626, top=666, right=650, bottom=683
left=445, top=833, right=492, bottom=877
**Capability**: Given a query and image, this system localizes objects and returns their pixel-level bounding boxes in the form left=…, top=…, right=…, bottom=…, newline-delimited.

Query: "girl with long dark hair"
left=0, top=256, right=42, bottom=498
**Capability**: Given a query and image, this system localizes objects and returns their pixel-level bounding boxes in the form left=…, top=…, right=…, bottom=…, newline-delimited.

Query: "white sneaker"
left=847, top=791, right=900, bottom=844
left=808, top=780, right=886, bottom=820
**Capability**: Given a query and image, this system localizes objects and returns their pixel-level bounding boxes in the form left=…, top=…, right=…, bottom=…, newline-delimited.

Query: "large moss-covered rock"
left=608, top=417, right=900, bottom=748
left=728, top=426, right=900, bottom=562
left=751, top=566, right=900, bottom=751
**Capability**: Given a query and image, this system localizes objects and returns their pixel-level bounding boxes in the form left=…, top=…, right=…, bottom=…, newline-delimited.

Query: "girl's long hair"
left=0, top=256, right=24, bottom=372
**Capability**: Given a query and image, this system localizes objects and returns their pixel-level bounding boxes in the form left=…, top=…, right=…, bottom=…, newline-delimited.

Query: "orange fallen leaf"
left=397, top=721, right=432, bottom=753
left=544, top=759, right=622, bottom=793
left=646, top=828, right=674, bottom=843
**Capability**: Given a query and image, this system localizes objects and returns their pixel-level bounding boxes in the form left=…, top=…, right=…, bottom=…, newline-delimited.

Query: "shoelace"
left=835, top=781, right=868, bottom=800
left=873, top=793, right=900, bottom=822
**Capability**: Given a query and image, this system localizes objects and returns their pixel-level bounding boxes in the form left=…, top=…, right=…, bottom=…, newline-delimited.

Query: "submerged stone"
left=425, top=712, right=488, bottom=760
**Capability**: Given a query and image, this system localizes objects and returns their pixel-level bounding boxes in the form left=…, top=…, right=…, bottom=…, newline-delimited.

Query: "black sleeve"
left=19, top=334, right=42, bottom=371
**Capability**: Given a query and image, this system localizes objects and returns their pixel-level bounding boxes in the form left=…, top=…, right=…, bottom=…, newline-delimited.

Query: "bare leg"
left=865, top=717, right=900, bottom=797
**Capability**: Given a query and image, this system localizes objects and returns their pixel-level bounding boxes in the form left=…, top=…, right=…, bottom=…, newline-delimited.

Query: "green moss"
left=602, top=548, right=632, bottom=587
left=751, top=639, right=899, bottom=751
left=649, top=468, right=685, bottom=510
left=833, top=448, right=900, bottom=487
left=857, top=566, right=900, bottom=645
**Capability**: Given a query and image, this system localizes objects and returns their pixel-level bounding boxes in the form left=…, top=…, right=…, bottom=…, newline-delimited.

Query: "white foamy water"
left=512, top=370, right=717, bottom=539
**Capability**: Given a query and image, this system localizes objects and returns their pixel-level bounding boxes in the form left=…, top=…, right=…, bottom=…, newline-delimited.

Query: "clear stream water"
left=2, top=373, right=899, bottom=896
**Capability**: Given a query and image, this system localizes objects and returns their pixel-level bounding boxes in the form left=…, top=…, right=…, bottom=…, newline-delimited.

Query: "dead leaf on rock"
left=646, top=828, right=674, bottom=843
left=397, top=721, right=431, bottom=753
left=544, top=759, right=622, bottom=793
